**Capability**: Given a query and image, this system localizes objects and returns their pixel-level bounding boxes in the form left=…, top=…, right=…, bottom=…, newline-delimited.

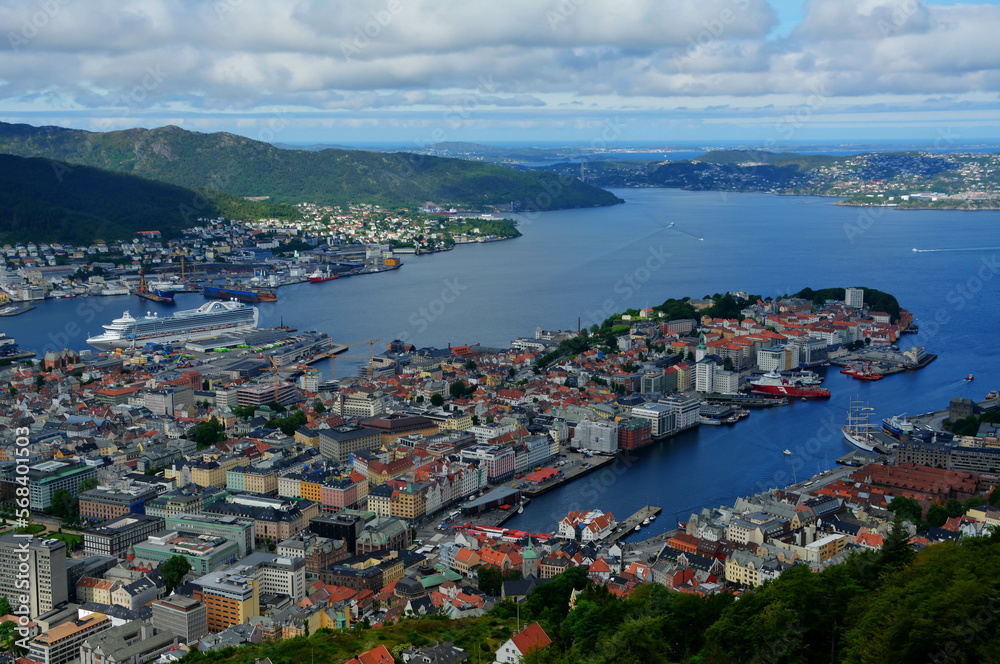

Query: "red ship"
left=308, top=267, right=339, bottom=283
left=751, top=370, right=831, bottom=399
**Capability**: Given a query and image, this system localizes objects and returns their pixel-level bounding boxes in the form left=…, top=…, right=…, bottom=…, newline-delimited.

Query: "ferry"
left=86, top=299, right=259, bottom=350
left=751, top=370, right=831, bottom=400
left=203, top=285, right=277, bottom=303
left=882, top=414, right=916, bottom=439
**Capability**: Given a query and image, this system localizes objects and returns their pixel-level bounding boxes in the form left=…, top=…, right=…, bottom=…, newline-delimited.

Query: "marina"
left=608, top=506, right=662, bottom=543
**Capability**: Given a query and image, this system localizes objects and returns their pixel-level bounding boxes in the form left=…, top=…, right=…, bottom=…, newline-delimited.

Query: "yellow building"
left=390, top=485, right=426, bottom=523
left=196, top=570, right=260, bottom=634
left=295, top=428, right=319, bottom=448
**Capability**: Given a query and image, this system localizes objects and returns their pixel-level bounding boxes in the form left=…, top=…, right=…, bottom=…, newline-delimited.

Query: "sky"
left=2, top=0, right=1000, bottom=147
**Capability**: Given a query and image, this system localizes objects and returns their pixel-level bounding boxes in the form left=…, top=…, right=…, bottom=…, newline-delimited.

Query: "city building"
left=29, top=613, right=112, bottom=664
left=79, top=619, right=178, bottom=664
left=151, top=596, right=209, bottom=643
left=630, top=402, right=674, bottom=439
left=83, top=514, right=165, bottom=560
left=28, top=460, right=99, bottom=510
left=165, top=513, right=256, bottom=558
left=317, top=426, right=382, bottom=464
left=192, top=567, right=260, bottom=634
left=0, top=534, right=68, bottom=618
left=78, top=486, right=159, bottom=522
left=845, top=288, right=864, bottom=309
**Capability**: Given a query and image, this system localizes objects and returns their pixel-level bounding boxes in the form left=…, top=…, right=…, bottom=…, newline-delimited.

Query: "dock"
left=518, top=455, right=616, bottom=498
left=608, top=505, right=662, bottom=543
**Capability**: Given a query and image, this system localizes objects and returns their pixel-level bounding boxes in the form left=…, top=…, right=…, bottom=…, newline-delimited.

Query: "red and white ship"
left=751, top=370, right=831, bottom=399
left=308, top=267, right=339, bottom=283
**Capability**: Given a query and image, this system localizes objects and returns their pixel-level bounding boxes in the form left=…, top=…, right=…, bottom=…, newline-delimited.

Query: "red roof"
left=510, top=622, right=552, bottom=656
left=345, top=644, right=393, bottom=664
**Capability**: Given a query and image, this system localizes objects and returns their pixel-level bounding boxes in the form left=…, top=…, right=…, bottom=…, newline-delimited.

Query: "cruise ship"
left=87, top=300, right=258, bottom=350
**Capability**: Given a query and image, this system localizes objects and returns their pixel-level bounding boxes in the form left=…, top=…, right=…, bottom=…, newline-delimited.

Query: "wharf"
left=836, top=449, right=885, bottom=467
left=704, top=394, right=786, bottom=408
left=0, top=304, right=36, bottom=317
left=518, top=455, right=616, bottom=498
left=608, top=505, right=662, bottom=543
left=0, top=351, right=35, bottom=362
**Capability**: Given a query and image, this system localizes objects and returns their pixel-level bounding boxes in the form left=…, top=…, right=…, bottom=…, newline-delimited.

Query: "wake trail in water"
left=913, top=247, right=1000, bottom=253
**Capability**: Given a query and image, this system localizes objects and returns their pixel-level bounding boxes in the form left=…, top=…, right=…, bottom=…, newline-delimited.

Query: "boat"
left=308, top=267, right=340, bottom=283
left=987, top=391, right=999, bottom=401
left=751, top=370, right=831, bottom=399
left=882, top=414, right=916, bottom=439
left=790, top=370, right=823, bottom=386
left=649, top=514, right=655, bottom=521
left=783, top=449, right=792, bottom=456
left=634, top=525, right=641, bottom=532
left=965, top=374, right=974, bottom=381
left=699, top=417, right=723, bottom=426
left=203, top=285, right=277, bottom=303
left=86, top=299, right=259, bottom=350
left=842, top=397, right=884, bottom=453
left=642, top=518, right=650, bottom=526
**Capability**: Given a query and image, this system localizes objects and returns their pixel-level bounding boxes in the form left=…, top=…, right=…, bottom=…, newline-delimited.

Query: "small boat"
left=987, top=391, right=999, bottom=400
left=965, top=374, right=974, bottom=381
left=649, top=514, right=655, bottom=521
left=783, top=449, right=792, bottom=456
left=642, top=518, right=650, bottom=526
left=634, top=525, right=641, bottom=532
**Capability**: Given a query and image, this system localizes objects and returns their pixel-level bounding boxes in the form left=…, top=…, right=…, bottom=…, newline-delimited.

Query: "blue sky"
left=2, top=0, right=999, bottom=146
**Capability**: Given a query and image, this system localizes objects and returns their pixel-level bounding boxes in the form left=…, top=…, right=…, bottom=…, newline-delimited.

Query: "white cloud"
left=0, top=0, right=998, bottom=139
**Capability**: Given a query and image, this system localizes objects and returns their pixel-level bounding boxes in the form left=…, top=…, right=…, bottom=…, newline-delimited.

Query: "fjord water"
left=6, top=189, right=1000, bottom=534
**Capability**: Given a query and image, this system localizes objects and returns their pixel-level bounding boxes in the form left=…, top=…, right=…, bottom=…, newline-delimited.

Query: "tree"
left=449, top=381, right=467, bottom=399
left=430, top=393, right=444, bottom=407
left=944, top=497, right=965, bottom=518
left=0, top=596, right=11, bottom=616
left=464, top=360, right=477, bottom=371
left=187, top=417, right=226, bottom=448
left=79, top=477, right=100, bottom=493
left=313, top=400, right=327, bottom=414
left=887, top=496, right=923, bottom=524
left=46, top=488, right=78, bottom=520
left=478, top=566, right=504, bottom=596
left=925, top=504, right=948, bottom=528
left=965, top=494, right=986, bottom=511
left=161, top=555, right=193, bottom=594
left=508, top=366, right=516, bottom=377
left=989, top=488, right=1000, bottom=508
left=723, top=356, right=734, bottom=371
left=416, top=395, right=424, bottom=403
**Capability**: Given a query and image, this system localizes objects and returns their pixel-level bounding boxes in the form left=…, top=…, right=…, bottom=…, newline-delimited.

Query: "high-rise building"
left=192, top=567, right=260, bottom=633
left=845, top=287, right=864, bottom=309
left=0, top=534, right=68, bottom=618
left=151, top=596, right=208, bottom=643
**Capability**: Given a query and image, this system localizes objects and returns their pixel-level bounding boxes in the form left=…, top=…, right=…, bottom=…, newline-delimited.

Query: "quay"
left=608, top=505, right=662, bottom=543
left=517, top=454, right=616, bottom=499
left=0, top=304, right=36, bottom=317
left=704, top=394, right=786, bottom=408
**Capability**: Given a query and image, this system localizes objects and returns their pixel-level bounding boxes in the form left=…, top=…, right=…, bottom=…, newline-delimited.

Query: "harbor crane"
left=322, top=338, right=381, bottom=380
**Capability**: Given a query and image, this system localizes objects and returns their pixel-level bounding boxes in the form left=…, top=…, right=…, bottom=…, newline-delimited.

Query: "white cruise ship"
left=87, top=300, right=258, bottom=350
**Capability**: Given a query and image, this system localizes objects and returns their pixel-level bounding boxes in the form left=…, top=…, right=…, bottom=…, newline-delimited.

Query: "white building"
left=845, top=287, right=864, bottom=309
left=573, top=420, right=619, bottom=453
left=630, top=402, right=674, bottom=438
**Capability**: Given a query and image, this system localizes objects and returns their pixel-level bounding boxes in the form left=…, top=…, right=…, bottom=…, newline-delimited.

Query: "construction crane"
left=321, top=339, right=381, bottom=380
left=268, top=356, right=281, bottom=404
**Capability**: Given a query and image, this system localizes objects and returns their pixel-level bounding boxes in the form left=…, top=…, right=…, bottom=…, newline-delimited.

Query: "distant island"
left=532, top=149, right=1000, bottom=210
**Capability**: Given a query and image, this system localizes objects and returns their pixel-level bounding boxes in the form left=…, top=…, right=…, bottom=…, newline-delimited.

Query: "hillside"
left=0, top=122, right=623, bottom=210
left=182, top=528, right=1000, bottom=664
left=0, top=154, right=297, bottom=243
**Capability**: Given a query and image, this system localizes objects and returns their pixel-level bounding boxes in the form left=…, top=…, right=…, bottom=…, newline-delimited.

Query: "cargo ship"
left=86, top=299, right=259, bottom=350
left=841, top=362, right=884, bottom=381
left=203, top=285, right=277, bottom=303
left=308, top=267, right=339, bottom=283
left=750, top=370, right=831, bottom=399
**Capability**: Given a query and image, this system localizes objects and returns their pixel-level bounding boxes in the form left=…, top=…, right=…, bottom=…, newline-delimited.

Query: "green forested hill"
left=0, top=154, right=296, bottom=243
left=0, top=122, right=622, bottom=210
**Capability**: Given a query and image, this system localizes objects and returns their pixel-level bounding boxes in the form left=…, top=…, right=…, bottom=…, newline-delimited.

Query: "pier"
left=518, top=455, right=616, bottom=498
left=608, top=505, right=662, bottom=543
